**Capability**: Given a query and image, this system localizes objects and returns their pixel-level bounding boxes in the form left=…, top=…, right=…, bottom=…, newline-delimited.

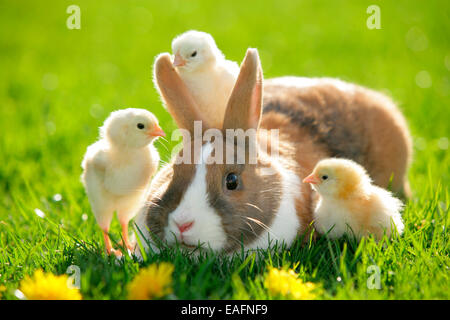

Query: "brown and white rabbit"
left=135, top=49, right=412, bottom=255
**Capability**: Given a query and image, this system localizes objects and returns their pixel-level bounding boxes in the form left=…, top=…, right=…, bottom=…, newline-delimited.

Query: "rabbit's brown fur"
left=262, top=81, right=412, bottom=197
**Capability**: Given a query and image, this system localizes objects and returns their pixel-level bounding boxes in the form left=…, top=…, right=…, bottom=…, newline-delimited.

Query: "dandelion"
left=127, top=262, right=174, bottom=300
left=0, top=285, right=6, bottom=299
left=18, top=269, right=82, bottom=300
left=264, top=267, right=318, bottom=300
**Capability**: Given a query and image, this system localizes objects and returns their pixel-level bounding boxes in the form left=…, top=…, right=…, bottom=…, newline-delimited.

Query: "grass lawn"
left=0, top=0, right=449, bottom=300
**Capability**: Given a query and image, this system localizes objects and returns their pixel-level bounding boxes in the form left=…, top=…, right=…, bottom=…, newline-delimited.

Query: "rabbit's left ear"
left=153, top=53, right=210, bottom=134
left=222, top=48, right=263, bottom=131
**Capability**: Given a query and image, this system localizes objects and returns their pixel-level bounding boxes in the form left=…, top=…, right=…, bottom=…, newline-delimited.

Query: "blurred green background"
left=0, top=0, right=448, bottom=299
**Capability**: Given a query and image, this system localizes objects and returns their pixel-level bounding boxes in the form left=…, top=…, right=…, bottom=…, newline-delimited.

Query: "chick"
left=81, top=108, right=165, bottom=256
left=171, top=30, right=239, bottom=128
left=303, top=158, right=404, bottom=240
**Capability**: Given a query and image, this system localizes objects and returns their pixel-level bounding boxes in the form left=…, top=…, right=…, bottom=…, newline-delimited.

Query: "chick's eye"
left=225, top=173, right=239, bottom=190
left=322, top=175, right=328, bottom=180
left=191, top=51, right=197, bottom=57
left=137, top=123, right=145, bottom=129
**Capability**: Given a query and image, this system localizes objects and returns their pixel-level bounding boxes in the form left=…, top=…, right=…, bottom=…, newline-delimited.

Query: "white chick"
left=171, top=30, right=239, bottom=128
left=303, top=158, right=404, bottom=240
left=81, top=108, right=165, bottom=256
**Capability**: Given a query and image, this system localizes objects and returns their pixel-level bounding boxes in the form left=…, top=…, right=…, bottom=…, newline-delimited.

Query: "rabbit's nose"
left=176, top=221, right=194, bottom=233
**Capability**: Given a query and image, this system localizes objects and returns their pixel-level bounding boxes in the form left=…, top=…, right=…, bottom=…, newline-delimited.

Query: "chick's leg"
left=97, top=211, right=121, bottom=257
left=117, top=205, right=139, bottom=251
left=92, top=200, right=120, bottom=256
left=102, top=229, right=122, bottom=257
left=120, top=222, right=135, bottom=251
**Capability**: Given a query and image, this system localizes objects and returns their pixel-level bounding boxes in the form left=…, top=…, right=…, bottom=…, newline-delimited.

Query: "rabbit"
left=134, top=48, right=412, bottom=256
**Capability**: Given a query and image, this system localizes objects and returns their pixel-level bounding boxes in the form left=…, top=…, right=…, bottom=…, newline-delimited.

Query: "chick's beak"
left=148, top=124, right=165, bottom=138
left=303, top=173, right=320, bottom=185
left=173, top=53, right=186, bottom=67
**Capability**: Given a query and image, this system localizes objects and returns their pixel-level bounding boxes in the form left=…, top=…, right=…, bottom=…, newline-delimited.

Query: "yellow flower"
left=264, top=267, right=318, bottom=300
left=19, top=269, right=82, bottom=300
left=289, top=279, right=318, bottom=300
left=0, top=285, right=6, bottom=299
left=127, top=262, right=174, bottom=300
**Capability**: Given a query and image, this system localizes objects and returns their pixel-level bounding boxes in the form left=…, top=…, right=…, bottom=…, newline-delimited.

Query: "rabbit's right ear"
left=153, top=53, right=210, bottom=133
left=223, top=48, right=263, bottom=131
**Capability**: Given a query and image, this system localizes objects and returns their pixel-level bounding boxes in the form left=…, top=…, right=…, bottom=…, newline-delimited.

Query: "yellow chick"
left=303, top=158, right=404, bottom=240
left=171, top=30, right=239, bottom=128
left=81, top=108, right=165, bottom=256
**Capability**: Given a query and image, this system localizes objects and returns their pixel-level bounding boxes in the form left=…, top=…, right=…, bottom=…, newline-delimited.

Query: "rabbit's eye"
left=191, top=51, right=197, bottom=57
left=322, top=175, right=328, bottom=180
left=225, top=173, right=238, bottom=190
left=137, top=123, right=145, bottom=130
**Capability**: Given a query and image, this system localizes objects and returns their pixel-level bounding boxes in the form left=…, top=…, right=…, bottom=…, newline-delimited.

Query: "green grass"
left=0, top=0, right=449, bottom=300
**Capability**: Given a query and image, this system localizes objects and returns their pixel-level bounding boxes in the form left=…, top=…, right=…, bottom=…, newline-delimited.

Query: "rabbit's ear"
left=223, top=48, right=263, bottom=131
left=153, top=53, right=210, bottom=133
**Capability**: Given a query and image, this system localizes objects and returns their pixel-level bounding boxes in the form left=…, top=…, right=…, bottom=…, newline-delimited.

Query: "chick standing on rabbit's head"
left=171, top=30, right=223, bottom=72
left=168, top=30, right=240, bottom=129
